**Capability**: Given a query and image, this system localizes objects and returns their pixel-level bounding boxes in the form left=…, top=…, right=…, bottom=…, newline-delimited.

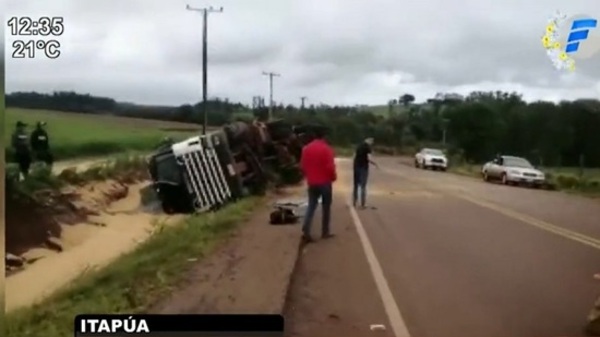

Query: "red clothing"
left=300, top=139, right=337, bottom=185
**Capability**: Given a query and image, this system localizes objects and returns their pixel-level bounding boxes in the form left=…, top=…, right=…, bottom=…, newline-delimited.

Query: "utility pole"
left=442, top=118, right=449, bottom=147
left=300, top=96, right=307, bottom=110
left=186, top=4, right=223, bottom=135
left=262, top=71, right=280, bottom=120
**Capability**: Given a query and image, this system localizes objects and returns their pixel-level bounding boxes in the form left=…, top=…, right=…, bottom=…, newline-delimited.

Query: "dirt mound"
left=6, top=180, right=131, bottom=258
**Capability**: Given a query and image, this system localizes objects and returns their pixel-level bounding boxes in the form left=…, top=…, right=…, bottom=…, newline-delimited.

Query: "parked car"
left=414, top=148, right=448, bottom=171
left=481, top=155, right=546, bottom=187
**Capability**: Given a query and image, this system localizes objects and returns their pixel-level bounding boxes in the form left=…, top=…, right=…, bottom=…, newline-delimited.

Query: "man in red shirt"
left=300, top=127, right=337, bottom=242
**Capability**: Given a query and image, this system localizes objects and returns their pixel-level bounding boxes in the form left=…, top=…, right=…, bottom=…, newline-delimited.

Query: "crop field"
left=5, top=108, right=204, bottom=161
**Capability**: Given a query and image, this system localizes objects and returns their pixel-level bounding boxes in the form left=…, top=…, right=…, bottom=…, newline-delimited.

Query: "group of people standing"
left=11, top=121, right=53, bottom=178
left=299, top=127, right=377, bottom=242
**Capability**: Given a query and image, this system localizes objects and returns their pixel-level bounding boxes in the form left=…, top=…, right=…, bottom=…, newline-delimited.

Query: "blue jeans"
left=302, top=183, right=332, bottom=237
left=353, top=166, right=369, bottom=207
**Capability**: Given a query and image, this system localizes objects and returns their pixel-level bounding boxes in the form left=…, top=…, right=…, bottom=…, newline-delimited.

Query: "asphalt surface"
left=336, top=157, right=600, bottom=337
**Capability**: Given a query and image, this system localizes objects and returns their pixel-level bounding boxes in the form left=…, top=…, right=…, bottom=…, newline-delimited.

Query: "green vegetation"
left=449, top=163, right=600, bottom=197
left=7, top=91, right=249, bottom=126
left=6, top=90, right=600, bottom=193
left=6, top=154, right=149, bottom=194
left=5, top=108, right=198, bottom=161
left=6, top=154, right=262, bottom=337
left=6, top=198, right=260, bottom=337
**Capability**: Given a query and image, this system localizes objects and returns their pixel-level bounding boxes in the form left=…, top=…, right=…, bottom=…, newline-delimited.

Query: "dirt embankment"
left=6, top=179, right=136, bottom=259
left=5, top=170, right=174, bottom=312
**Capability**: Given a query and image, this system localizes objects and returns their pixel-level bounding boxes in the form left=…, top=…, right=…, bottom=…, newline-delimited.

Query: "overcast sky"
left=5, top=0, right=600, bottom=107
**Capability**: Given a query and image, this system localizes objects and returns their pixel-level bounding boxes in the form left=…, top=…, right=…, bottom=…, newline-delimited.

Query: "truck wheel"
left=483, top=171, right=490, bottom=182
left=501, top=173, right=509, bottom=185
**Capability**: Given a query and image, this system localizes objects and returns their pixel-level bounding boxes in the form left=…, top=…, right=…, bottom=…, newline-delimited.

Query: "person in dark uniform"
left=30, top=121, right=53, bottom=166
left=12, top=121, right=32, bottom=178
left=352, top=137, right=378, bottom=209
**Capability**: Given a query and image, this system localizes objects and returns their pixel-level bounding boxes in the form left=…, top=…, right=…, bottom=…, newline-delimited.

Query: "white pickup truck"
left=414, top=148, right=448, bottom=171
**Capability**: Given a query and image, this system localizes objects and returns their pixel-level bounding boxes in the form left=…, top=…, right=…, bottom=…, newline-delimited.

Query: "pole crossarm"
left=186, top=4, right=224, bottom=13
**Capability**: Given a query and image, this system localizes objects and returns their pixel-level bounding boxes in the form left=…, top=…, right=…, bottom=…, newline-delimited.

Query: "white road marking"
left=347, top=202, right=412, bottom=337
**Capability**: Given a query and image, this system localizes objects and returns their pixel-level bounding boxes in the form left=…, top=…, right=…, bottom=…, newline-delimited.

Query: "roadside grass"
left=6, top=154, right=150, bottom=195
left=334, top=147, right=354, bottom=157
left=6, top=192, right=262, bottom=337
left=5, top=108, right=199, bottom=161
left=448, top=163, right=600, bottom=197
left=336, top=145, right=416, bottom=158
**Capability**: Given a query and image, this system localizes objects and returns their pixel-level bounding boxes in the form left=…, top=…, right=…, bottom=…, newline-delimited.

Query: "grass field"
left=6, top=197, right=262, bottom=337
left=359, top=104, right=412, bottom=118
left=5, top=108, right=203, bottom=161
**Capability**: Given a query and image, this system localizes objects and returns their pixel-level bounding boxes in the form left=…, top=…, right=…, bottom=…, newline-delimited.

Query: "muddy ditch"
left=4, top=169, right=175, bottom=312
left=6, top=177, right=159, bottom=272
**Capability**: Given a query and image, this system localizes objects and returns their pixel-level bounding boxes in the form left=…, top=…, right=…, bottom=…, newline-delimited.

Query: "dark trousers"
left=353, top=166, right=369, bottom=206
left=15, top=152, right=32, bottom=177
left=34, top=150, right=54, bottom=166
left=302, top=183, right=332, bottom=237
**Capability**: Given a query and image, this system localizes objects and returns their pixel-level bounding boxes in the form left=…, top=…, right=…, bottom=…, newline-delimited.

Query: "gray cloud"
left=5, top=0, right=600, bottom=106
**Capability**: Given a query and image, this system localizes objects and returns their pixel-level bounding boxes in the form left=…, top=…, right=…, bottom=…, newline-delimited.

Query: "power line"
left=262, top=71, right=280, bottom=121
left=186, top=4, right=223, bottom=135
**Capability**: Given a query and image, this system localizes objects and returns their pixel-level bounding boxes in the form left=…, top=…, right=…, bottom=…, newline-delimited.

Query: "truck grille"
left=523, top=173, right=536, bottom=177
left=431, top=158, right=444, bottom=163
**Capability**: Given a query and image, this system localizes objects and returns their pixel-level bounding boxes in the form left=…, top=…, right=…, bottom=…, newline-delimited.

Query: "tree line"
left=6, top=91, right=246, bottom=126
left=6, top=91, right=600, bottom=167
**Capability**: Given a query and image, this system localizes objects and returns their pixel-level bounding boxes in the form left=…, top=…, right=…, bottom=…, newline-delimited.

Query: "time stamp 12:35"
left=7, top=16, right=64, bottom=59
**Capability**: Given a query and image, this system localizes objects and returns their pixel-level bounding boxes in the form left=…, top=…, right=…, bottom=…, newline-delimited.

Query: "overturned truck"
left=148, top=120, right=322, bottom=214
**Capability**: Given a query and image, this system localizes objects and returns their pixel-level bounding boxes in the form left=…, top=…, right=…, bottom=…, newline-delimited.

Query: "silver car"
left=481, top=155, right=546, bottom=187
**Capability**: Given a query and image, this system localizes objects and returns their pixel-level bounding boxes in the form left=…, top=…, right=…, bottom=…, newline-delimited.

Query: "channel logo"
left=565, top=18, right=597, bottom=53
left=542, top=12, right=600, bottom=72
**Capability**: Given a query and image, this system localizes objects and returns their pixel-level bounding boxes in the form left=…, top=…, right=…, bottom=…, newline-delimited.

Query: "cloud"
left=5, top=0, right=600, bottom=106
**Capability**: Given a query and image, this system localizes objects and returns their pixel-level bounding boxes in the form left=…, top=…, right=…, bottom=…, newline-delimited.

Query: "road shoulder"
left=151, top=190, right=303, bottom=314
left=283, top=199, right=393, bottom=337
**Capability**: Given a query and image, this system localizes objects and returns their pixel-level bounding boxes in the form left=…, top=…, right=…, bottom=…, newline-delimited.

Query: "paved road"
left=337, top=157, right=600, bottom=337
